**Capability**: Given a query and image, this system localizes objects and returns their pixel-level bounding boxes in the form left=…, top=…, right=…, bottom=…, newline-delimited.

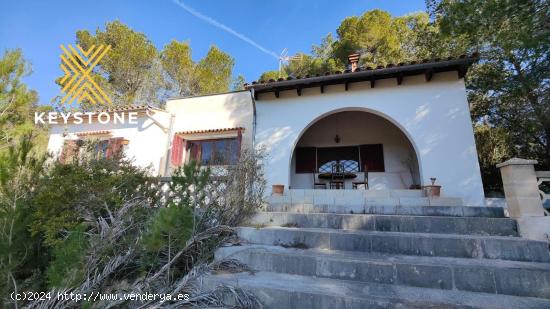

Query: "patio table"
left=318, top=172, right=357, bottom=179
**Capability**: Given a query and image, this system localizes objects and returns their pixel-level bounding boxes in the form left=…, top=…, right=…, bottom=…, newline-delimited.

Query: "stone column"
left=497, top=158, right=548, bottom=241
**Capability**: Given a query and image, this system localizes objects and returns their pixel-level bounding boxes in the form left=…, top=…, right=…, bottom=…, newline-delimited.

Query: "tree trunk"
left=544, top=128, right=550, bottom=168
left=167, top=233, right=171, bottom=284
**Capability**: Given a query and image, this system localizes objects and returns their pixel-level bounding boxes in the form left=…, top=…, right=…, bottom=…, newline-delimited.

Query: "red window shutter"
left=171, top=135, right=185, bottom=166
left=60, top=140, right=77, bottom=163
left=106, top=138, right=125, bottom=159
left=171, top=135, right=180, bottom=166
left=105, top=140, right=113, bottom=159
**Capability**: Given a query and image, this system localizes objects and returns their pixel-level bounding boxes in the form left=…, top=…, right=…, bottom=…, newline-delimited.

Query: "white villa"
left=47, top=54, right=485, bottom=206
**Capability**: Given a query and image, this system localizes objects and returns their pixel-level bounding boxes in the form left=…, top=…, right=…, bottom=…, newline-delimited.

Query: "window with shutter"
left=85, top=138, right=126, bottom=160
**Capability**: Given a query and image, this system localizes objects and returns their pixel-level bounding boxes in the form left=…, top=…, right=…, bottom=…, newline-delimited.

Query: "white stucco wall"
left=290, top=111, right=419, bottom=190
left=166, top=91, right=254, bottom=148
left=254, top=72, right=485, bottom=206
left=47, top=111, right=170, bottom=175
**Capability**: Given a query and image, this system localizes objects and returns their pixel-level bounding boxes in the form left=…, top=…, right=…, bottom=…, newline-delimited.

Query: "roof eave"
left=246, top=56, right=476, bottom=96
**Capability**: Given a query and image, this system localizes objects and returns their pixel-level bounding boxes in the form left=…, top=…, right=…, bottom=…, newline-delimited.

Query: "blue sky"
left=0, top=0, right=426, bottom=104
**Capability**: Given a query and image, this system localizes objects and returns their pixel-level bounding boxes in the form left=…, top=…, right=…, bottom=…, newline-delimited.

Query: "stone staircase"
left=202, top=190, right=550, bottom=308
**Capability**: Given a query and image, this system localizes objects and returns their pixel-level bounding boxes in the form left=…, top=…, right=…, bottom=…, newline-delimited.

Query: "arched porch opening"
left=289, top=109, right=421, bottom=190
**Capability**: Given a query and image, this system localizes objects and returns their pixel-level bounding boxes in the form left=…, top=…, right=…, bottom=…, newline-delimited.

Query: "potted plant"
left=423, top=177, right=441, bottom=197
left=272, top=184, right=284, bottom=195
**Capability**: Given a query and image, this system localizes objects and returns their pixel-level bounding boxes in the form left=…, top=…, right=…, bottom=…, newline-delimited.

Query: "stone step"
left=267, top=202, right=505, bottom=218
left=236, top=227, right=550, bottom=262
left=202, top=271, right=550, bottom=309
left=249, top=212, right=518, bottom=236
left=215, top=245, right=550, bottom=299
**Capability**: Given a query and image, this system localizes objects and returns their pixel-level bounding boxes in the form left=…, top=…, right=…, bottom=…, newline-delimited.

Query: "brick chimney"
left=347, top=53, right=360, bottom=72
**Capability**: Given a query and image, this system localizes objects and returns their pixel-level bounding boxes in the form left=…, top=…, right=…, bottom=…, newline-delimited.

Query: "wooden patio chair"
left=329, top=162, right=345, bottom=189
left=352, top=164, right=369, bottom=189
left=312, top=169, right=326, bottom=189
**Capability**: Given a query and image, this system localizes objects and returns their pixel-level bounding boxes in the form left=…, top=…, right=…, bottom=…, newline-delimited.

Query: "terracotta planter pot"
left=272, top=184, right=284, bottom=195
left=423, top=185, right=441, bottom=198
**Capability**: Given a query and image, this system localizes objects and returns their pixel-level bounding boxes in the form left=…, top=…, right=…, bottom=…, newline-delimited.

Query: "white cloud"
left=172, top=0, right=279, bottom=59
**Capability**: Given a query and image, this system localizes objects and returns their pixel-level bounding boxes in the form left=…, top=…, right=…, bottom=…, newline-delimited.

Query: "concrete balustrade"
left=267, top=189, right=463, bottom=213
left=497, top=158, right=550, bottom=241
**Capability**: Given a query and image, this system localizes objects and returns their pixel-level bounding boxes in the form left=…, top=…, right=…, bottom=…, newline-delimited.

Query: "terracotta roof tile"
left=176, top=127, right=245, bottom=135
left=246, top=54, right=479, bottom=97
left=95, top=105, right=150, bottom=113
left=75, top=130, right=112, bottom=136
left=58, top=104, right=164, bottom=124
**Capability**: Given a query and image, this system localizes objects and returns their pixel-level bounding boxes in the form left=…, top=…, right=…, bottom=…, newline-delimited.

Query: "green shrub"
left=0, top=135, right=48, bottom=307
left=45, top=224, right=87, bottom=288
left=141, top=205, right=193, bottom=280
left=30, top=150, right=157, bottom=247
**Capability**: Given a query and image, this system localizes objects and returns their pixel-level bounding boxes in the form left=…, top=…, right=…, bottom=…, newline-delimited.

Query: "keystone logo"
left=59, top=44, right=112, bottom=105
